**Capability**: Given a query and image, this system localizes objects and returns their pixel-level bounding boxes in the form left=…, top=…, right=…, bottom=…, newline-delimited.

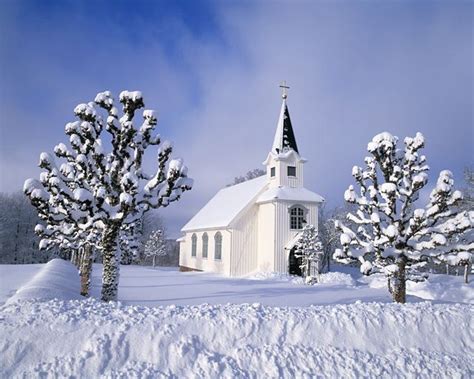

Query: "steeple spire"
left=271, top=82, right=299, bottom=154
left=280, top=80, right=290, bottom=100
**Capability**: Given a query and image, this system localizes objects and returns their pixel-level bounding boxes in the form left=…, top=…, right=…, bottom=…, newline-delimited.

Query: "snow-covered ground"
left=1, top=260, right=473, bottom=377
left=0, top=263, right=43, bottom=304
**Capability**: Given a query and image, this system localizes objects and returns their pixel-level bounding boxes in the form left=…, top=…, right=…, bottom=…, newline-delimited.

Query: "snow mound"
left=6, top=259, right=82, bottom=304
left=1, top=299, right=472, bottom=377
left=317, top=272, right=355, bottom=286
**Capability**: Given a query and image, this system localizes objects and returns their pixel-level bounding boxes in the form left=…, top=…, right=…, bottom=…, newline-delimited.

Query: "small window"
left=202, top=233, right=208, bottom=259
left=290, top=206, right=305, bottom=230
left=191, top=234, right=197, bottom=257
left=214, top=232, right=222, bottom=260
left=270, top=167, right=276, bottom=177
left=288, top=166, right=296, bottom=177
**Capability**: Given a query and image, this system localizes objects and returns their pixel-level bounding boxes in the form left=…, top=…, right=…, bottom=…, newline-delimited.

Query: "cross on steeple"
left=279, top=81, right=290, bottom=99
left=271, top=82, right=299, bottom=154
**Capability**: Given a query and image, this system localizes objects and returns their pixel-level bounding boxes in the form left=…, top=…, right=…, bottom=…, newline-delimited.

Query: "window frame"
left=288, top=205, right=307, bottom=230
left=202, top=233, right=208, bottom=259
left=191, top=233, right=197, bottom=257
left=287, top=166, right=296, bottom=177
left=214, top=232, right=222, bottom=260
left=270, top=167, right=276, bottom=177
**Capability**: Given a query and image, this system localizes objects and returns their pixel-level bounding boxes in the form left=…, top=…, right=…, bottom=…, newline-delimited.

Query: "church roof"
left=256, top=186, right=324, bottom=204
left=181, top=175, right=268, bottom=232
left=271, top=99, right=299, bottom=154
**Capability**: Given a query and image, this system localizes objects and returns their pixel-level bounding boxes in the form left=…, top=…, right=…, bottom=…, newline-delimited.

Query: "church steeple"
left=271, top=83, right=299, bottom=154
left=263, top=82, right=306, bottom=189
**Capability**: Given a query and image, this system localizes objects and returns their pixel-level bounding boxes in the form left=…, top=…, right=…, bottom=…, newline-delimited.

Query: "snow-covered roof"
left=181, top=176, right=268, bottom=232
left=256, top=186, right=324, bottom=204
left=262, top=149, right=307, bottom=166
left=284, top=232, right=302, bottom=250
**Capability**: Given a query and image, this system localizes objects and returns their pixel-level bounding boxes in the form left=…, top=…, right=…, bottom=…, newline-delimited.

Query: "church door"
left=288, top=247, right=302, bottom=276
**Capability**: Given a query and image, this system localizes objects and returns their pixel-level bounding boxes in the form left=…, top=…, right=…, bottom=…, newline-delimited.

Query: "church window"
left=202, top=233, right=208, bottom=258
left=288, top=166, right=296, bottom=177
left=214, top=232, right=222, bottom=260
left=289, top=206, right=306, bottom=230
left=270, top=167, right=276, bottom=177
left=191, top=233, right=197, bottom=257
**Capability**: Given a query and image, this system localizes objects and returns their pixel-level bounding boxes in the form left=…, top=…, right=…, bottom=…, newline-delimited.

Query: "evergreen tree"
left=295, top=224, right=324, bottom=283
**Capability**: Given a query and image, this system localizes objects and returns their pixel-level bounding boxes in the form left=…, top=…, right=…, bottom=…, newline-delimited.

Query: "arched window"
left=289, top=205, right=306, bottom=230
left=214, top=232, right=222, bottom=260
left=191, top=233, right=197, bottom=257
left=202, top=233, right=208, bottom=258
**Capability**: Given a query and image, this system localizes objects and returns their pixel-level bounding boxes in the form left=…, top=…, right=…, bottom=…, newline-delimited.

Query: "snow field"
left=0, top=263, right=43, bottom=304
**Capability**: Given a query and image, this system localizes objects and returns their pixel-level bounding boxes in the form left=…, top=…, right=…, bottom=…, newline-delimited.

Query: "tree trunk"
left=153, top=255, right=156, bottom=267
left=80, top=244, right=93, bottom=297
left=71, top=250, right=78, bottom=267
left=465, top=262, right=471, bottom=284
left=101, top=224, right=121, bottom=302
left=79, top=248, right=85, bottom=268
left=389, top=256, right=407, bottom=304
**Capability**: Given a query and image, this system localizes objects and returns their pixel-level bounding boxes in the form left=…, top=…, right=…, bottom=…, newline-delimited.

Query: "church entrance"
left=288, top=247, right=302, bottom=276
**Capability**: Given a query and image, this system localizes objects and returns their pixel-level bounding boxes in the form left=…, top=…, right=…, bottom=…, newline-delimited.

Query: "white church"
left=178, top=89, right=324, bottom=277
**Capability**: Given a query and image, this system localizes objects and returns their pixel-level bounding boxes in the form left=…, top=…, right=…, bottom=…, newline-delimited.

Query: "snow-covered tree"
left=461, top=167, right=474, bottom=210
left=32, top=205, right=102, bottom=296
left=119, top=220, right=142, bottom=265
left=295, top=224, right=324, bottom=283
left=318, top=203, right=356, bottom=272
left=431, top=166, right=474, bottom=283
left=144, top=229, right=167, bottom=267
left=334, top=132, right=473, bottom=303
left=24, top=90, right=193, bottom=301
left=0, top=192, right=51, bottom=264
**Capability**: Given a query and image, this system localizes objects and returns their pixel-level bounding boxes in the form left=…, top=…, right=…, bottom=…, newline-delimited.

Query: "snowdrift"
left=6, top=259, right=82, bottom=304
left=1, top=299, right=472, bottom=377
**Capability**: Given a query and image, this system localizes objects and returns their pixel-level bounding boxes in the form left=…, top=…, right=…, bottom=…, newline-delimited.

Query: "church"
left=178, top=88, right=324, bottom=277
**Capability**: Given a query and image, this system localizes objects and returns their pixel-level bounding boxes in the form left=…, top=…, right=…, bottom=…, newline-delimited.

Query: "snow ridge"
left=1, top=299, right=472, bottom=378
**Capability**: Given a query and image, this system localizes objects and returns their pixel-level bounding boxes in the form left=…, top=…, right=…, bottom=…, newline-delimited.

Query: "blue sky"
left=1, top=0, right=472, bottom=236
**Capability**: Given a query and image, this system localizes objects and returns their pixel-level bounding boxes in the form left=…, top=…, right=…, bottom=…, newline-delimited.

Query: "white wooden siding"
left=257, top=202, right=275, bottom=271
left=229, top=204, right=259, bottom=276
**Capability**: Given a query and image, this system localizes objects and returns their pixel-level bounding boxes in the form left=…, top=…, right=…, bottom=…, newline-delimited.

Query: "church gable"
left=181, top=175, right=267, bottom=232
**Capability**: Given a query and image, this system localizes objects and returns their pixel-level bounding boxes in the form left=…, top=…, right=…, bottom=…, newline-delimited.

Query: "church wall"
left=178, top=230, right=231, bottom=275
left=229, top=204, right=259, bottom=276
left=257, top=202, right=275, bottom=271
